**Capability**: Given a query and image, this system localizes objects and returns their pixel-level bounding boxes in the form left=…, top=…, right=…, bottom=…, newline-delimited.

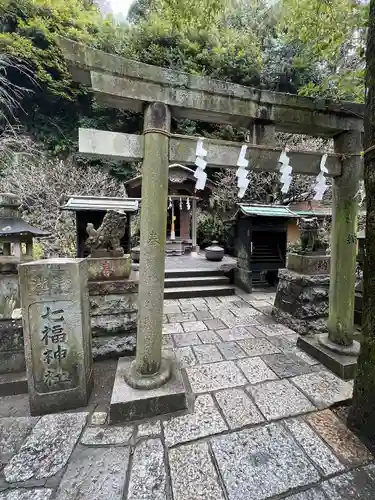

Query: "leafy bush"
left=197, top=213, right=224, bottom=249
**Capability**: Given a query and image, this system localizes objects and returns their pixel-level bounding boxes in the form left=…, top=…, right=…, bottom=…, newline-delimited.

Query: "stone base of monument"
left=234, top=267, right=252, bottom=293
left=110, top=353, right=187, bottom=423
left=297, top=334, right=358, bottom=380
left=87, top=255, right=132, bottom=281
left=272, top=254, right=331, bottom=336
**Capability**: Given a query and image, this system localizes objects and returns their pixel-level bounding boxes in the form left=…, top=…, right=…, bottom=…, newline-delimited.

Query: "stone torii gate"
left=57, top=36, right=364, bottom=421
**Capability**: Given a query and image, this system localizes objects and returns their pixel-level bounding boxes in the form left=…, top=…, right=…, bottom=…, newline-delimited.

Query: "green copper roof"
left=239, top=205, right=297, bottom=218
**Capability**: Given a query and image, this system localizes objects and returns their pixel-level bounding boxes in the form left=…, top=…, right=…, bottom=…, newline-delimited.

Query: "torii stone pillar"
left=111, top=103, right=187, bottom=422
left=319, top=131, right=362, bottom=359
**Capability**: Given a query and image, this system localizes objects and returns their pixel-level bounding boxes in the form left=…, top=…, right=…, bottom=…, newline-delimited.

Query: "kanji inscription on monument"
left=19, top=259, right=93, bottom=416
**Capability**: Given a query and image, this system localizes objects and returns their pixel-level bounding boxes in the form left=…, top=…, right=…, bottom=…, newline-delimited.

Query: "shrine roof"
left=62, top=196, right=139, bottom=213
left=239, top=204, right=297, bottom=218
left=0, top=218, right=50, bottom=237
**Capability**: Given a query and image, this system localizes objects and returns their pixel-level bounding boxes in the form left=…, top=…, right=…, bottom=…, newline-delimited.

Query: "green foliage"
left=197, top=213, right=224, bottom=248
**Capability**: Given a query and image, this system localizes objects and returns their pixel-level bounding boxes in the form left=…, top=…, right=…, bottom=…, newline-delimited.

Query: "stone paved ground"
left=0, top=290, right=374, bottom=500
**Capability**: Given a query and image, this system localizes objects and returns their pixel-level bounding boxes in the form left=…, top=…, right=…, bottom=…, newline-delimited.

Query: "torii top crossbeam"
left=57, top=36, right=363, bottom=138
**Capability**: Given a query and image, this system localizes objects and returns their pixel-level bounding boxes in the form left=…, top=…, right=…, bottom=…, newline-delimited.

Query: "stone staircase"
left=164, top=268, right=235, bottom=299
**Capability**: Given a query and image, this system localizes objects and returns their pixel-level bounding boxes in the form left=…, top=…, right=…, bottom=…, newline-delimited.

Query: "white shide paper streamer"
left=236, top=145, right=250, bottom=199
left=194, top=138, right=208, bottom=190
left=313, top=153, right=328, bottom=201
left=279, top=149, right=293, bottom=194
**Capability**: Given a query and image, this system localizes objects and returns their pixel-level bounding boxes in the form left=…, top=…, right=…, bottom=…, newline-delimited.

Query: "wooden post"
left=125, top=102, right=172, bottom=388
left=326, top=131, right=362, bottom=347
left=192, top=198, right=197, bottom=252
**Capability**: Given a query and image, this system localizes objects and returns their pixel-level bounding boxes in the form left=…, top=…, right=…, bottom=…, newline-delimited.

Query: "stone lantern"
left=0, top=193, right=49, bottom=316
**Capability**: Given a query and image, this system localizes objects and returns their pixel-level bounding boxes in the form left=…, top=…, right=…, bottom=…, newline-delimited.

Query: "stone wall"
left=272, top=268, right=330, bottom=335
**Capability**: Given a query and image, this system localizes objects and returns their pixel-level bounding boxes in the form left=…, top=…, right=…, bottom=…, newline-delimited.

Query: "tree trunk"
left=348, top=0, right=375, bottom=440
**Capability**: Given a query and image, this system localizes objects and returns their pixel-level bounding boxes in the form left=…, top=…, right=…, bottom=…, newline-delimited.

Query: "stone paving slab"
left=173, top=332, right=202, bottom=347
left=162, top=334, right=174, bottom=348
left=80, top=425, right=133, bottom=445
left=174, top=346, right=197, bottom=367
left=216, top=326, right=254, bottom=342
left=285, top=488, right=329, bottom=499
left=305, top=410, right=373, bottom=467
left=163, top=394, right=227, bottom=447
left=237, top=357, right=279, bottom=384
left=211, top=422, right=320, bottom=500
left=182, top=321, right=207, bottom=333
left=262, top=353, right=319, bottom=378
left=128, top=439, right=167, bottom=500
left=204, top=319, right=227, bottom=330
left=0, top=490, right=54, bottom=500
left=291, top=371, right=353, bottom=409
left=194, top=310, right=214, bottom=321
left=217, top=341, right=247, bottom=360
left=0, top=417, right=38, bottom=466
left=167, top=312, right=196, bottom=323
left=238, top=338, right=281, bottom=357
left=186, top=361, right=247, bottom=393
left=163, top=323, right=183, bottom=334
left=248, top=380, right=316, bottom=421
left=4, top=413, right=87, bottom=483
left=89, top=412, right=107, bottom=425
left=193, top=344, right=223, bottom=364
left=322, top=468, right=375, bottom=499
left=169, top=442, right=225, bottom=500
left=269, top=336, right=319, bottom=365
left=197, top=330, right=221, bottom=344
left=257, top=324, right=297, bottom=336
left=137, top=420, right=162, bottom=438
left=215, top=388, right=264, bottom=429
left=284, top=418, right=345, bottom=477
left=55, top=446, right=129, bottom=500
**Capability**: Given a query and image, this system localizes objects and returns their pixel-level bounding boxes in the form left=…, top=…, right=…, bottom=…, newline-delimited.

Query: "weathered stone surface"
left=162, top=335, right=174, bottom=349
left=273, top=269, right=330, bottom=336
left=182, top=321, right=207, bottom=333
left=237, top=357, right=278, bottom=384
left=91, top=312, right=137, bottom=336
left=204, top=319, right=226, bottom=330
left=211, top=423, right=320, bottom=500
left=0, top=417, right=38, bottom=466
left=89, top=293, right=137, bottom=317
left=173, top=332, right=202, bottom=347
left=194, top=310, right=213, bottom=321
left=4, top=413, right=87, bottom=482
left=128, top=439, right=167, bottom=500
left=88, top=278, right=138, bottom=296
left=216, top=326, right=254, bottom=342
left=291, top=371, right=353, bottom=409
left=217, top=342, right=247, bottom=360
left=80, top=425, right=133, bottom=445
left=237, top=338, right=280, bottom=357
left=163, top=394, right=227, bottom=447
left=169, top=442, right=225, bottom=500
left=256, top=323, right=297, bottom=337
left=0, top=490, right=53, bottom=500
left=174, top=347, right=197, bottom=367
left=89, top=412, right=107, bottom=425
left=186, top=361, right=247, bottom=393
left=322, top=468, right=375, bottom=499
left=163, top=323, right=183, bottom=334
left=248, top=380, right=315, bottom=420
left=55, top=446, right=129, bottom=500
left=92, top=335, right=136, bottom=360
left=193, top=344, right=223, bottom=364
left=285, top=488, right=329, bottom=499
left=163, top=304, right=181, bottom=314
left=197, top=330, right=220, bottom=344
left=284, top=418, right=345, bottom=476
left=287, top=253, right=330, bottom=275
left=137, top=420, right=161, bottom=438
left=19, top=259, right=93, bottom=415
left=306, top=410, right=372, bottom=466
left=0, top=320, right=24, bottom=375
left=262, top=353, right=317, bottom=378
left=87, top=256, right=132, bottom=281
left=167, top=312, right=195, bottom=323
left=215, top=388, right=264, bottom=429
left=269, top=335, right=319, bottom=365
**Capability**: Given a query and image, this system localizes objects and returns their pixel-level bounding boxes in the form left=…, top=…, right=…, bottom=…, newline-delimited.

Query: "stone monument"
left=273, top=217, right=331, bottom=335
left=19, top=258, right=93, bottom=415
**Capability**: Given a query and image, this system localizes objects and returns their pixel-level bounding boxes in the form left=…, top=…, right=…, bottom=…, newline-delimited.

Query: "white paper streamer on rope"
left=186, top=197, right=191, bottom=210
left=313, top=153, right=328, bottom=201
left=168, top=196, right=172, bottom=209
left=236, top=145, right=250, bottom=199
left=179, top=197, right=183, bottom=210
left=278, top=149, right=293, bottom=194
left=194, top=138, right=208, bottom=190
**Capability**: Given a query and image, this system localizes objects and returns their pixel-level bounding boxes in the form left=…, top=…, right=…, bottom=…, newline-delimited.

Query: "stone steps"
left=164, top=275, right=230, bottom=288
left=164, top=284, right=235, bottom=299
left=165, top=269, right=224, bottom=278
left=0, top=371, right=27, bottom=397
